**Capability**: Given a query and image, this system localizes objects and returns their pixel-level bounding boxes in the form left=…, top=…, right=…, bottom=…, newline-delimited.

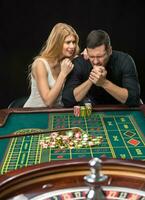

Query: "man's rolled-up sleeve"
left=123, top=55, right=141, bottom=106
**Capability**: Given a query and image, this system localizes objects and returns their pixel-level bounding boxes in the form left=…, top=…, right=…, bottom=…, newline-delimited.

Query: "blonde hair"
left=27, top=23, right=79, bottom=85
left=37, top=23, right=79, bottom=61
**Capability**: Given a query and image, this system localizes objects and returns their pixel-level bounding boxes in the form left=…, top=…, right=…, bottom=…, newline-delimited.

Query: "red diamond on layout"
left=128, top=138, right=140, bottom=146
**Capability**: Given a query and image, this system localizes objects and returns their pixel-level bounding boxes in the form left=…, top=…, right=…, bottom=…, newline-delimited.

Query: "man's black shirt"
left=62, top=50, right=140, bottom=107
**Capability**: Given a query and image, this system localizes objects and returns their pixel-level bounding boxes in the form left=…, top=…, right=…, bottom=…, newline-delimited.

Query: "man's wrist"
left=88, top=78, right=93, bottom=86
left=101, top=79, right=109, bottom=88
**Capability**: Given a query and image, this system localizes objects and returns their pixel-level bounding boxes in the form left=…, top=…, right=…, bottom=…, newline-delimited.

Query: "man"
left=62, top=30, right=141, bottom=107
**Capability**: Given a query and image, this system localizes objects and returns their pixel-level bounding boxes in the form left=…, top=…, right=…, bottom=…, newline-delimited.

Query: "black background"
left=0, top=0, right=145, bottom=108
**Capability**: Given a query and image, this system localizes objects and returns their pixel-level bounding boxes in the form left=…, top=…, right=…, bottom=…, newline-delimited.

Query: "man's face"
left=87, top=44, right=112, bottom=68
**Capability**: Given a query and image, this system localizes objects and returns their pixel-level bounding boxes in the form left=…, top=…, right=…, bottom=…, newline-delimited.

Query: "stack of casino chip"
left=74, top=103, right=92, bottom=117
left=73, top=106, right=80, bottom=117
left=39, top=129, right=102, bottom=149
left=84, top=103, right=92, bottom=116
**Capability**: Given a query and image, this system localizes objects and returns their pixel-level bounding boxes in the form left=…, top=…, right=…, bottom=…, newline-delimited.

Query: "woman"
left=24, top=23, right=79, bottom=108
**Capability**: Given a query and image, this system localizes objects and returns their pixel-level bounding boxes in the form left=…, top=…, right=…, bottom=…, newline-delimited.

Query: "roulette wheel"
left=0, top=158, right=145, bottom=200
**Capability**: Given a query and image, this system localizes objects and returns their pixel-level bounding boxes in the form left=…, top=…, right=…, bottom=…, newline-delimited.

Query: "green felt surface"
left=0, top=110, right=145, bottom=174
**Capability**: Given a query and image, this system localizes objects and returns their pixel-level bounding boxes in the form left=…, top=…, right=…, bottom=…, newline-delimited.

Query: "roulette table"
left=0, top=105, right=145, bottom=174
left=0, top=105, right=145, bottom=199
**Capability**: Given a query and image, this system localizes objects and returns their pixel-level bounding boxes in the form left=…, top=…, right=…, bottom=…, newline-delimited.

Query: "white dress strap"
left=33, top=58, right=50, bottom=72
left=33, top=58, right=55, bottom=88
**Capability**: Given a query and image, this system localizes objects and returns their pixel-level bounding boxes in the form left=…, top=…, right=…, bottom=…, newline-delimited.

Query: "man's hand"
left=89, top=66, right=107, bottom=86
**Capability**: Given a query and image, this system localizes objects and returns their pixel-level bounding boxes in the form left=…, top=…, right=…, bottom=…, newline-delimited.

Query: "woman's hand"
left=60, top=58, right=74, bottom=77
left=81, top=48, right=89, bottom=60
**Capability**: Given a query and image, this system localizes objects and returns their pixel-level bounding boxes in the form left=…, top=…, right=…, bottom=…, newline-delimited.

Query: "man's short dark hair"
left=86, top=30, right=111, bottom=49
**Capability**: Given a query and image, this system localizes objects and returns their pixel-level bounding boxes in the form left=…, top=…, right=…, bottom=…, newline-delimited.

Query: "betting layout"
left=0, top=111, right=145, bottom=174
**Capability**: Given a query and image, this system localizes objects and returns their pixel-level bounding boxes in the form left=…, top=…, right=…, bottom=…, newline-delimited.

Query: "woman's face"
left=61, top=35, right=76, bottom=58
